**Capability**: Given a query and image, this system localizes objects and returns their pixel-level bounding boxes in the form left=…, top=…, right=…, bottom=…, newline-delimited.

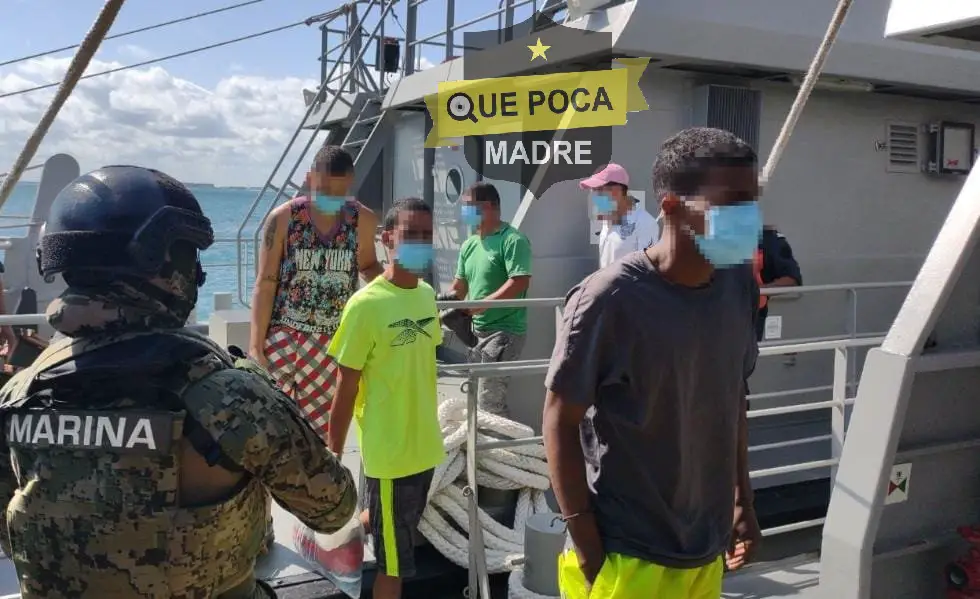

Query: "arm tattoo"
left=262, top=219, right=276, bottom=250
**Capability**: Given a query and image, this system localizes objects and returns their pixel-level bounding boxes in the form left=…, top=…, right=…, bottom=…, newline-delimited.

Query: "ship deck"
left=0, top=374, right=830, bottom=599
left=254, top=373, right=831, bottom=598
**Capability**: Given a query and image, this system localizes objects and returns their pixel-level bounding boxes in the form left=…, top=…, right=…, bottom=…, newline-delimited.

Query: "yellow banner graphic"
left=424, top=57, right=651, bottom=148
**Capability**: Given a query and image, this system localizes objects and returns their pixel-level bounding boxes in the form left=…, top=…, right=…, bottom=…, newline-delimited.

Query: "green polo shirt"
left=455, top=223, right=532, bottom=334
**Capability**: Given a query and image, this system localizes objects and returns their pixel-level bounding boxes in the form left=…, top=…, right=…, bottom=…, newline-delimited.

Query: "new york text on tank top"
left=271, top=198, right=360, bottom=335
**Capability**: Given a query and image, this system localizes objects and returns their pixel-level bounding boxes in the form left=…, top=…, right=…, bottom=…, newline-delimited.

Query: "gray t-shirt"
left=545, top=250, right=758, bottom=568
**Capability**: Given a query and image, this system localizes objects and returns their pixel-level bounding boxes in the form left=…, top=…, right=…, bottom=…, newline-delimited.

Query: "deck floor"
left=722, top=556, right=821, bottom=598
left=256, top=375, right=469, bottom=584
left=0, top=372, right=828, bottom=599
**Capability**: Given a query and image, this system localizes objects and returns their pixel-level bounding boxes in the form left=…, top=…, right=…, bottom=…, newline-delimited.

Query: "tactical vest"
left=0, top=329, right=271, bottom=599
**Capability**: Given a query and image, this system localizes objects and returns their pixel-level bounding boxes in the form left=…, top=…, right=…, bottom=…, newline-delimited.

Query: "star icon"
left=527, top=38, right=551, bottom=62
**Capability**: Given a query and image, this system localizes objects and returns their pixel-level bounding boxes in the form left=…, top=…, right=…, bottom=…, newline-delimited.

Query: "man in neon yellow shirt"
left=327, top=197, right=445, bottom=599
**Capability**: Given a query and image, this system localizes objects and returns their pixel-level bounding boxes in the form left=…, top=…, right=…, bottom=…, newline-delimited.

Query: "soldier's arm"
left=0, top=442, right=13, bottom=556
left=0, top=376, right=24, bottom=556
left=182, top=369, right=357, bottom=534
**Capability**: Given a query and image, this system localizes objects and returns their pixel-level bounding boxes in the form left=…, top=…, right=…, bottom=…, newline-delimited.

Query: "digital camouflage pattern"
left=0, top=277, right=357, bottom=598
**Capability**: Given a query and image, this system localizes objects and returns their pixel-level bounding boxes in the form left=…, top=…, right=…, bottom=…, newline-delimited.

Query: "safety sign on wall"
left=885, top=462, right=912, bottom=505
left=764, top=315, right=783, bottom=340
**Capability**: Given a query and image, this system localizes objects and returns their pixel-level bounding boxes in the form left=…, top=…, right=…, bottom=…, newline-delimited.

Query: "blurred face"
left=309, top=169, right=354, bottom=197
left=383, top=209, right=434, bottom=274
left=662, top=165, right=761, bottom=267
left=460, top=194, right=496, bottom=228
left=680, top=166, right=759, bottom=234
left=590, top=184, right=627, bottom=220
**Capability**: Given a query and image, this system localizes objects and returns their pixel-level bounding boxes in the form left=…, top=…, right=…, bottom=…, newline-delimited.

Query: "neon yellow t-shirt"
left=327, top=276, right=446, bottom=479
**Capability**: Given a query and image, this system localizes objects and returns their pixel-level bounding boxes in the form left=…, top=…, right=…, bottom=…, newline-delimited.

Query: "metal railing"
left=430, top=288, right=898, bottom=599
left=0, top=278, right=911, bottom=598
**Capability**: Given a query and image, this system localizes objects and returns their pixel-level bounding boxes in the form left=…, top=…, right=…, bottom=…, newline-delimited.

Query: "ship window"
left=886, top=122, right=920, bottom=174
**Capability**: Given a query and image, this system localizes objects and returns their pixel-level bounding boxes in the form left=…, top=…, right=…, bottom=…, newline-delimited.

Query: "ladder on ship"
left=234, top=0, right=399, bottom=306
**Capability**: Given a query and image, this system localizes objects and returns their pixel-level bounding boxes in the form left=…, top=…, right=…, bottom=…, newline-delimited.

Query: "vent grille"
left=886, top=122, right=920, bottom=173
left=692, top=85, right=762, bottom=150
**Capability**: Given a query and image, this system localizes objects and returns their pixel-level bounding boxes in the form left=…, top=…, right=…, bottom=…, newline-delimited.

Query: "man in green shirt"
left=450, top=182, right=533, bottom=417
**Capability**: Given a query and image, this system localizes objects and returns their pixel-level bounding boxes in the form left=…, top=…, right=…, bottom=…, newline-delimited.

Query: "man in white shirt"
left=580, top=163, right=660, bottom=268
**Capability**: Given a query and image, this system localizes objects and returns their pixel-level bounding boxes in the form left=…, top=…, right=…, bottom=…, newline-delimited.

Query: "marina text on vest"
left=5, top=410, right=175, bottom=452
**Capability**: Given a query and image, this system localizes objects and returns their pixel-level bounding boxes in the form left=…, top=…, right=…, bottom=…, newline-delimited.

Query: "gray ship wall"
left=386, top=65, right=980, bottom=449
left=819, top=138, right=980, bottom=599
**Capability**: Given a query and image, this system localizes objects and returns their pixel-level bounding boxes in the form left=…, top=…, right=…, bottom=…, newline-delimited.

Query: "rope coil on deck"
left=419, top=395, right=558, bottom=599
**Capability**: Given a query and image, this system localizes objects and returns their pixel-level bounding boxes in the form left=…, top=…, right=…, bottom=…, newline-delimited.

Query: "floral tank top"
left=270, top=197, right=359, bottom=335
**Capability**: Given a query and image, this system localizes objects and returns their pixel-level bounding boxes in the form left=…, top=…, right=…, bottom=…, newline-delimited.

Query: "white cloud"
left=0, top=54, right=439, bottom=188
left=0, top=56, right=323, bottom=187
left=117, top=44, right=156, bottom=62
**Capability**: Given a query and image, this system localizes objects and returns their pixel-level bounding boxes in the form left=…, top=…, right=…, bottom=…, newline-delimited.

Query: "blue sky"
left=0, top=0, right=536, bottom=185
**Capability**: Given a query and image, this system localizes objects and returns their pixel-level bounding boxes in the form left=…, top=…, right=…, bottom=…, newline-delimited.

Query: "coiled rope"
left=419, top=395, right=560, bottom=599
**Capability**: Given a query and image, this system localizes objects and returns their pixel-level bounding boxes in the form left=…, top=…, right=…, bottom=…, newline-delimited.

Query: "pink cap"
left=579, top=163, right=629, bottom=190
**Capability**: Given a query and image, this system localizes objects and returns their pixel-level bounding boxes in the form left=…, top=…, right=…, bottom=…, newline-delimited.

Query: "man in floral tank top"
left=249, top=145, right=382, bottom=440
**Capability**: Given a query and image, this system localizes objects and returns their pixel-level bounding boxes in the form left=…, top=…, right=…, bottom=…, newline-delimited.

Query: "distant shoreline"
left=13, top=180, right=261, bottom=192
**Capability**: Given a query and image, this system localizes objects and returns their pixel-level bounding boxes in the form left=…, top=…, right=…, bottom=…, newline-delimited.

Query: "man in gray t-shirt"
left=544, top=127, right=762, bottom=599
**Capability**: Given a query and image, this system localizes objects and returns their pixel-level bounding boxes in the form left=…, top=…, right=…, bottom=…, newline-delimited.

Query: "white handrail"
left=433, top=280, right=912, bottom=310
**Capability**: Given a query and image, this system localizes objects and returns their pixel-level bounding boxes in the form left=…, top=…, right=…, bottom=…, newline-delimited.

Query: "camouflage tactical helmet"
left=39, top=166, right=214, bottom=279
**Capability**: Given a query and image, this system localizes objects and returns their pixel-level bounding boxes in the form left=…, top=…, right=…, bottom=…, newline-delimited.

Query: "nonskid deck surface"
left=722, top=555, right=821, bottom=599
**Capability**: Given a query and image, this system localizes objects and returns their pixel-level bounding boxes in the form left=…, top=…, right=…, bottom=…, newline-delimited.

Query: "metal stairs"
left=341, top=96, right=385, bottom=162
left=234, top=0, right=398, bottom=306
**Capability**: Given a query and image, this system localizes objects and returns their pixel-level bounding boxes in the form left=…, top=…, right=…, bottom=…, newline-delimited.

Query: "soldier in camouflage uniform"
left=0, top=166, right=357, bottom=599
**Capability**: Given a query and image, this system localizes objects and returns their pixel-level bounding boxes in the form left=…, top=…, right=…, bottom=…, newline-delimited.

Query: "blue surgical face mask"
left=313, top=194, right=347, bottom=214
left=591, top=193, right=616, bottom=215
left=460, top=204, right=482, bottom=227
left=395, top=241, right=433, bottom=274
left=692, top=203, right=762, bottom=268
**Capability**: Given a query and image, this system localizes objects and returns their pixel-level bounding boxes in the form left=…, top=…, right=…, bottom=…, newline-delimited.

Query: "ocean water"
left=2, top=182, right=265, bottom=323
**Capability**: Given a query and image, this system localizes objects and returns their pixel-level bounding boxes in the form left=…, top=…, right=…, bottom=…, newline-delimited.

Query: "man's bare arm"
left=543, top=390, right=604, bottom=574
left=768, top=276, right=799, bottom=287
left=0, top=274, right=15, bottom=351
left=328, top=366, right=360, bottom=457
left=356, top=205, right=383, bottom=281
left=450, top=277, right=468, bottom=300
left=735, top=389, right=753, bottom=511
left=483, top=276, right=530, bottom=300
left=469, top=276, right=529, bottom=314
left=249, top=209, right=286, bottom=359
left=543, top=391, right=593, bottom=519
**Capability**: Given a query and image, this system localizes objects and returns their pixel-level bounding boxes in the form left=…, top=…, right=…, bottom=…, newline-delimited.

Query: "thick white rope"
left=419, top=395, right=559, bottom=599
left=0, top=0, right=128, bottom=210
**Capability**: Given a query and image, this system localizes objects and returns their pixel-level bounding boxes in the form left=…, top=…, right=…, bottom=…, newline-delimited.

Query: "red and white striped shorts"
left=264, top=326, right=337, bottom=439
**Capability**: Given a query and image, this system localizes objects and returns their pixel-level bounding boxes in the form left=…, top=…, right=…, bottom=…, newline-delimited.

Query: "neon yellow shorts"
left=557, top=549, right=723, bottom=599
